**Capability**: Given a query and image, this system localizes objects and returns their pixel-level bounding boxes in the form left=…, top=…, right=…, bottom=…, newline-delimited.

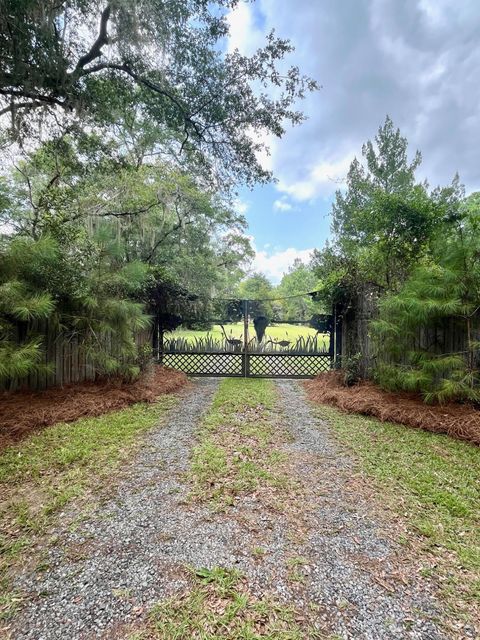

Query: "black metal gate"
left=157, top=296, right=342, bottom=379
left=161, top=351, right=333, bottom=378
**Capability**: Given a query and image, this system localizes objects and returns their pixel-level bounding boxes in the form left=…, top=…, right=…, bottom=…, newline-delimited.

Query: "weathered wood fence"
left=341, top=290, right=479, bottom=375
left=2, top=322, right=152, bottom=392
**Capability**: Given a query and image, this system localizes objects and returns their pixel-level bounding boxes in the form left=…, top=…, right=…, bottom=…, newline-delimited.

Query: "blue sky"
left=226, top=0, right=480, bottom=283
left=236, top=183, right=332, bottom=283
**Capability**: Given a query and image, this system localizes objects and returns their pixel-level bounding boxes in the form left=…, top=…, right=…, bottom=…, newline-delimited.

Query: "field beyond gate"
left=156, top=297, right=341, bottom=379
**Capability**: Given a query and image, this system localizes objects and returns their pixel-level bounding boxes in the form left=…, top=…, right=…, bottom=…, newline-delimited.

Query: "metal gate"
left=157, top=296, right=342, bottom=379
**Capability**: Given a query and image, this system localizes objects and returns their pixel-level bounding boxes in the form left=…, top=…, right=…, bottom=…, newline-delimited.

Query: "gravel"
left=9, top=379, right=227, bottom=640
left=7, top=377, right=458, bottom=640
left=275, top=380, right=450, bottom=640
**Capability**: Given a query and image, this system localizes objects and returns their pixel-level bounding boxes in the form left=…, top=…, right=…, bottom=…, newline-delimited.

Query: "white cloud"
left=233, top=197, right=249, bottom=215
left=243, top=0, right=480, bottom=197
left=273, top=196, right=293, bottom=212
left=226, top=3, right=263, bottom=55
left=252, top=247, right=314, bottom=283
left=277, top=154, right=353, bottom=201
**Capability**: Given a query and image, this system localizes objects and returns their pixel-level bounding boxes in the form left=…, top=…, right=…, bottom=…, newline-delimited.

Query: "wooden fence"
left=2, top=322, right=152, bottom=392
left=340, top=290, right=478, bottom=374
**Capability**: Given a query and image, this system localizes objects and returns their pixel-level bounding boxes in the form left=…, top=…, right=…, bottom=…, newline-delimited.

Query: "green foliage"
left=2, top=132, right=254, bottom=304
left=310, top=116, right=476, bottom=403
left=0, top=338, right=46, bottom=382
left=0, top=236, right=57, bottom=382
left=0, top=230, right=151, bottom=383
left=0, top=122, right=257, bottom=383
left=238, top=273, right=275, bottom=318
left=342, top=353, right=363, bottom=387
left=373, top=210, right=480, bottom=402
left=0, top=0, right=319, bottom=389
left=312, top=116, right=458, bottom=308
left=276, top=259, right=320, bottom=320
left=0, top=0, right=317, bottom=188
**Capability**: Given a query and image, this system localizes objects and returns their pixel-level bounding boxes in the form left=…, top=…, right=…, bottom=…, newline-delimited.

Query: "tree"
left=0, top=0, right=317, bottom=187
left=0, top=236, right=55, bottom=382
left=362, top=115, right=422, bottom=194
left=276, top=259, right=319, bottom=320
left=0, top=128, right=255, bottom=382
left=313, top=117, right=459, bottom=308
left=0, top=1, right=318, bottom=384
left=0, top=232, right=150, bottom=384
left=1, top=133, right=254, bottom=299
left=238, top=273, right=275, bottom=319
left=373, top=204, right=480, bottom=403
left=331, top=117, right=437, bottom=290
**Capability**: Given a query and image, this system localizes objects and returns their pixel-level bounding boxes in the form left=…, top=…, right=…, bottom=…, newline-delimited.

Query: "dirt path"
left=7, top=378, right=449, bottom=640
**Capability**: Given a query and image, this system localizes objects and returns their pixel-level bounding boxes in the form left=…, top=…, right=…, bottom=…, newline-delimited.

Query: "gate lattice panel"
left=162, top=352, right=244, bottom=377
left=247, top=353, right=332, bottom=378
left=161, top=352, right=333, bottom=378
left=157, top=296, right=342, bottom=379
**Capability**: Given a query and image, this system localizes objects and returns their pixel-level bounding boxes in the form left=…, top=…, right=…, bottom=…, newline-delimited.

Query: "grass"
left=134, top=566, right=323, bottom=640
left=0, top=395, right=177, bottom=621
left=316, top=404, right=480, bottom=618
left=286, top=556, right=309, bottom=585
left=165, top=323, right=330, bottom=356
left=169, top=322, right=320, bottom=344
left=189, top=378, right=296, bottom=509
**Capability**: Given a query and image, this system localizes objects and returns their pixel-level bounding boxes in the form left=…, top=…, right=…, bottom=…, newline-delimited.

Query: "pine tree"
left=373, top=211, right=480, bottom=403
left=0, top=237, right=56, bottom=383
left=0, top=233, right=150, bottom=385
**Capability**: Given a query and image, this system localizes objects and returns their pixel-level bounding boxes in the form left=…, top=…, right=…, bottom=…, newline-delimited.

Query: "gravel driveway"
left=7, top=378, right=451, bottom=640
left=275, top=380, right=448, bottom=640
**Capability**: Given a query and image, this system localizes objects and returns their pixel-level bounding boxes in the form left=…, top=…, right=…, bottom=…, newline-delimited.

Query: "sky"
left=226, top=0, right=480, bottom=283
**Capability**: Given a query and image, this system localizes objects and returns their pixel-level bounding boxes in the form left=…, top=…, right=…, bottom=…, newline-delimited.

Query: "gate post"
left=243, top=299, right=249, bottom=377
left=335, top=304, right=343, bottom=367
left=328, top=307, right=335, bottom=367
left=152, top=317, right=160, bottom=362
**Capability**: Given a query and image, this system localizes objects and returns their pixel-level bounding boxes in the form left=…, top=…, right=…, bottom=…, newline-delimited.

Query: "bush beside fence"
left=1, top=322, right=152, bottom=392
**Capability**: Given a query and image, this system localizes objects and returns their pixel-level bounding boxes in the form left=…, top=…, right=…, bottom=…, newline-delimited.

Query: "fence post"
left=243, top=299, right=249, bottom=377
left=334, top=304, right=343, bottom=367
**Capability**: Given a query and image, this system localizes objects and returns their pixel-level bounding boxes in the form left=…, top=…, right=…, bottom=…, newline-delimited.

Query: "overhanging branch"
left=75, top=5, right=111, bottom=71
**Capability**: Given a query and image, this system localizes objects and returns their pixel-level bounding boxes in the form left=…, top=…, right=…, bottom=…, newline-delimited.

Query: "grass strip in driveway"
left=0, top=395, right=178, bottom=622
left=315, top=404, right=480, bottom=624
left=189, top=378, right=297, bottom=509
left=132, top=566, right=321, bottom=640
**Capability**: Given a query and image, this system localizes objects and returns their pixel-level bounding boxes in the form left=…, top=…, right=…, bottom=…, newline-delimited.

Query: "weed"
left=145, top=566, right=320, bottom=639
left=287, top=557, right=309, bottom=585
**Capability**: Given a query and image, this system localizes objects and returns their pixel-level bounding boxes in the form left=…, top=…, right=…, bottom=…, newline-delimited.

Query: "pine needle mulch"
left=304, top=371, right=480, bottom=446
left=0, top=366, right=187, bottom=451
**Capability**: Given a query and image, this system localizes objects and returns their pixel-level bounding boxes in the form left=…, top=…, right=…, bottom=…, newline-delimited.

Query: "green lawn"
left=166, top=322, right=330, bottom=355
left=0, top=396, right=177, bottom=621
left=169, top=322, right=325, bottom=343
left=316, top=404, right=480, bottom=621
